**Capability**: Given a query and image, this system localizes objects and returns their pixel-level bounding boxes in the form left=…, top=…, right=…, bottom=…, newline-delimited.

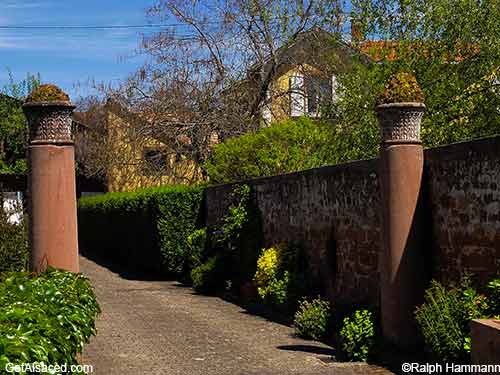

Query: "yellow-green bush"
left=254, top=245, right=282, bottom=293
left=254, top=244, right=290, bottom=305
left=339, top=309, right=376, bottom=362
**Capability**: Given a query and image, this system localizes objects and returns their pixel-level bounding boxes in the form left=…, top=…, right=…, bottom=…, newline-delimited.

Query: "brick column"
left=377, top=102, right=427, bottom=347
left=23, top=91, right=79, bottom=273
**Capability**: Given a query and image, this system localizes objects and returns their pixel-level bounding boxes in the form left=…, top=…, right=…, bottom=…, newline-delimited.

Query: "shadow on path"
left=80, top=248, right=170, bottom=282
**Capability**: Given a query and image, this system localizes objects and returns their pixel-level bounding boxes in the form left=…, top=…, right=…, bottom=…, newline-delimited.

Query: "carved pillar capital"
left=22, top=101, right=75, bottom=145
left=376, top=102, right=425, bottom=144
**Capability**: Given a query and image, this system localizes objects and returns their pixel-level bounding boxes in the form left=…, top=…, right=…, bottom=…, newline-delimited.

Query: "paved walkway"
left=80, top=255, right=394, bottom=375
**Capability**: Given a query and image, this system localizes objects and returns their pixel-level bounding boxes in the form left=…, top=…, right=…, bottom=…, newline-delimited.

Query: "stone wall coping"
left=206, top=157, right=379, bottom=192
left=425, top=135, right=500, bottom=163
left=206, top=134, right=500, bottom=193
left=471, top=319, right=500, bottom=330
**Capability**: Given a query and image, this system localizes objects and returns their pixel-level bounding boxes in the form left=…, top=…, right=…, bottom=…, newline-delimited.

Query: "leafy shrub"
left=155, top=187, right=205, bottom=276
left=415, top=276, right=489, bottom=362
left=209, top=184, right=263, bottom=292
left=217, top=185, right=251, bottom=249
left=376, top=72, right=424, bottom=104
left=253, top=241, right=317, bottom=310
left=185, top=228, right=207, bottom=275
left=294, top=298, right=331, bottom=340
left=205, top=117, right=337, bottom=184
left=191, top=256, right=223, bottom=294
left=253, top=244, right=290, bottom=305
left=0, top=268, right=100, bottom=372
left=339, top=309, right=376, bottom=362
left=254, top=245, right=281, bottom=295
left=0, top=198, right=28, bottom=273
left=78, top=185, right=204, bottom=277
left=486, top=278, right=500, bottom=316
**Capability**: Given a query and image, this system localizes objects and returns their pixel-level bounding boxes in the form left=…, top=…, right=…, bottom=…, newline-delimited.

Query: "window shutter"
left=332, top=74, right=339, bottom=102
left=262, top=89, right=272, bottom=124
left=289, top=74, right=305, bottom=117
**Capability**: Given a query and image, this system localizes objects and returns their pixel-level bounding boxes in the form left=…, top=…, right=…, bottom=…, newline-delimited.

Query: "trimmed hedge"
left=78, top=186, right=204, bottom=277
left=0, top=268, right=100, bottom=372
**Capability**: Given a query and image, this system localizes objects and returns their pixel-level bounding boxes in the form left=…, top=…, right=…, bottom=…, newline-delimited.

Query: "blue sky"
left=0, top=0, right=158, bottom=100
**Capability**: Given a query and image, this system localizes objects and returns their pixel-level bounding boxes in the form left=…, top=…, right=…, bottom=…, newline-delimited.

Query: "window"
left=289, top=75, right=306, bottom=117
left=289, top=74, right=336, bottom=117
left=306, top=77, right=332, bottom=116
left=142, top=148, right=168, bottom=176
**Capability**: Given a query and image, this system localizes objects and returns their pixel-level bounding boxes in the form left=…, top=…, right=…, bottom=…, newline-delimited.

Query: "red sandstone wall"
left=425, top=137, right=500, bottom=285
left=205, top=160, right=382, bottom=306
left=205, top=135, right=500, bottom=306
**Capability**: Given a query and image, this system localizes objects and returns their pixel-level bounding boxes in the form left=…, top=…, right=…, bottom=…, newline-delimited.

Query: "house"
left=251, top=26, right=485, bottom=124
left=249, top=28, right=369, bottom=124
left=74, top=100, right=207, bottom=192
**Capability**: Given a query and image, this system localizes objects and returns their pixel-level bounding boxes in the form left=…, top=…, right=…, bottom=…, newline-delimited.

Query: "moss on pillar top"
left=25, top=84, right=70, bottom=103
left=377, top=72, right=424, bottom=105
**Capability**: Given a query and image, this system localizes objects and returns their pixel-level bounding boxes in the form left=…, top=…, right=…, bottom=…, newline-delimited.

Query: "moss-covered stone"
left=25, top=84, right=70, bottom=103
left=377, top=72, right=424, bottom=105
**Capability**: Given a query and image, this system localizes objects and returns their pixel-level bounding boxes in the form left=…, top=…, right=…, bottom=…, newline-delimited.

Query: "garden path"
left=80, top=255, right=394, bottom=375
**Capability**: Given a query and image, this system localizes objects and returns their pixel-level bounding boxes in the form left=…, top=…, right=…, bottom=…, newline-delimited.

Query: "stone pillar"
left=23, top=88, right=79, bottom=273
left=471, top=319, right=500, bottom=372
left=377, top=102, right=427, bottom=347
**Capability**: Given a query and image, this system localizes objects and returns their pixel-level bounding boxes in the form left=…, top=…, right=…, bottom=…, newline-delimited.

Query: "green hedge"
left=77, top=186, right=204, bottom=277
left=0, top=268, right=100, bottom=373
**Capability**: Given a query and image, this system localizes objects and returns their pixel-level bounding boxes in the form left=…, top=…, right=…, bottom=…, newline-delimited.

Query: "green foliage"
left=0, top=71, right=40, bottom=175
left=0, top=268, right=100, bottom=373
left=0, top=197, right=28, bottom=273
left=217, top=184, right=251, bottom=249
left=253, top=242, right=316, bottom=309
left=254, top=244, right=290, bottom=305
left=294, top=298, right=331, bottom=340
left=414, top=276, right=490, bottom=362
left=341, top=0, right=500, bottom=148
left=185, top=228, right=207, bottom=275
left=189, top=184, right=263, bottom=295
left=339, top=309, right=376, bottom=362
left=486, top=278, right=500, bottom=316
left=78, top=185, right=204, bottom=277
left=155, top=187, right=205, bottom=276
left=191, top=256, right=223, bottom=294
left=205, top=118, right=339, bottom=184
left=25, top=84, right=70, bottom=103
left=376, top=72, right=424, bottom=104
left=207, top=184, right=263, bottom=293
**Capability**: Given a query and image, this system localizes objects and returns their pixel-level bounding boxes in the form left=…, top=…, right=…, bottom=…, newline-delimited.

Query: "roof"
left=357, top=40, right=481, bottom=63
left=247, top=28, right=370, bottom=80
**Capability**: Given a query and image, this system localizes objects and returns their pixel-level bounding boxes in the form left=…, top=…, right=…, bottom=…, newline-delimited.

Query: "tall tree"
left=0, top=71, right=40, bottom=175
left=332, top=0, right=500, bottom=154
left=95, top=0, right=346, bottom=181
